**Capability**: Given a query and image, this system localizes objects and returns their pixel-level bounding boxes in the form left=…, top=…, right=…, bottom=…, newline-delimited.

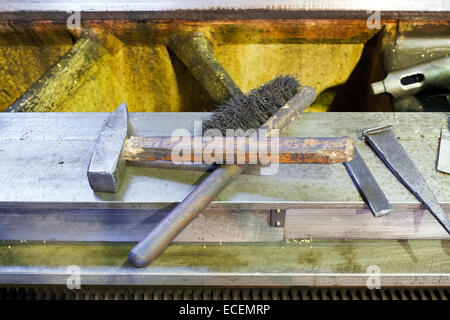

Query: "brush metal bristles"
left=202, top=75, right=300, bottom=135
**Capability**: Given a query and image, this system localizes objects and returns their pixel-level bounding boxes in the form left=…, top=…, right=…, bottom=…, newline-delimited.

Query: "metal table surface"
left=0, top=112, right=448, bottom=210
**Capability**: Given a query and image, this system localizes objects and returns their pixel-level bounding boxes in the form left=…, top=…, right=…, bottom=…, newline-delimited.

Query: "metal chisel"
left=344, top=148, right=392, bottom=217
left=363, top=125, right=450, bottom=235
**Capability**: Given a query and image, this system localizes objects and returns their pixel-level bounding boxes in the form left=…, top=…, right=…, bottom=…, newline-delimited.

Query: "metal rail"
left=1, top=241, right=449, bottom=287
left=1, top=286, right=448, bottom=300
left=0, top=0, right=448, bottom=20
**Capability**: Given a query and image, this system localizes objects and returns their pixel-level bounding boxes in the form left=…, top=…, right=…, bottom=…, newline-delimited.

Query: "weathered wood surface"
left=0, top=240, right=449, bottom=287
left=0, top=112, right=448, bottom=209
left=124, top=136, right=354, bottom=164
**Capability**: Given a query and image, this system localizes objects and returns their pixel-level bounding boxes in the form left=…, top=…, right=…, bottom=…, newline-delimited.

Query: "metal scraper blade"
left=437, top=129, right=450, bottom=174
left=344, top=148, right=392, bottom=217
left=363, top=125, right=450, bottom=235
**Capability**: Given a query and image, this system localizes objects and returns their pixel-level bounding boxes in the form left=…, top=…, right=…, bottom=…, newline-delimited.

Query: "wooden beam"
left=124, top=136, right=354, bottom=164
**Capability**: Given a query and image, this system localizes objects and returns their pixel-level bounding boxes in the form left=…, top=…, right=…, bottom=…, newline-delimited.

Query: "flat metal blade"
left=437, top=129, right=450, bottom=174
left=363, top=125, right=450, bottom=235
left=344, top=148, right=392, bottom=217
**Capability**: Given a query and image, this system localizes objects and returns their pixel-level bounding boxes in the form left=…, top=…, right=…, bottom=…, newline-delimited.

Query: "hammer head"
left=87, top=102, right=130, bottom=192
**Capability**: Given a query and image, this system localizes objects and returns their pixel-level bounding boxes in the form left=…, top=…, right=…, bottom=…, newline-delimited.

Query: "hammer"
left=87, top=102, right=354, bottom=192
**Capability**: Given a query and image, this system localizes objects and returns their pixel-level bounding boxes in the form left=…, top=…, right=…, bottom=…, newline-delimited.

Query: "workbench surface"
left=0, top=112, right=449, bottom=286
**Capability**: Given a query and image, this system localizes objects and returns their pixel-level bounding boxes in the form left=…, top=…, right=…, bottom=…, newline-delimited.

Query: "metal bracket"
left=269, top=209, right=286, bottom=227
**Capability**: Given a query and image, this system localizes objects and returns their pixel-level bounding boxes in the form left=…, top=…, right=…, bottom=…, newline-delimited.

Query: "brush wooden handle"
left=128, top=86, right=317, bottom=268
left=124, top=136, right=353, bottom=164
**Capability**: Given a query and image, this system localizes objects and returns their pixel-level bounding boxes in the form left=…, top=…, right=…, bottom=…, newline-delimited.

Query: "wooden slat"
left=124, top=136, right=354, bottom=164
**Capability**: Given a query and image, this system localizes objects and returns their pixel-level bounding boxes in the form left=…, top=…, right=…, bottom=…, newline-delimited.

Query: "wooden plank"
left=0, top=240, right=449, bottom=287
left=124, top=136, right=354, bottom=164
left=286, top=209, right=450, bottom=240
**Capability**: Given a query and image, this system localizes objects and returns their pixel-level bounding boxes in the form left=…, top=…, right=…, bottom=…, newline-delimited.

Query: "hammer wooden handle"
left=124, top=136, right=353, bottom=164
